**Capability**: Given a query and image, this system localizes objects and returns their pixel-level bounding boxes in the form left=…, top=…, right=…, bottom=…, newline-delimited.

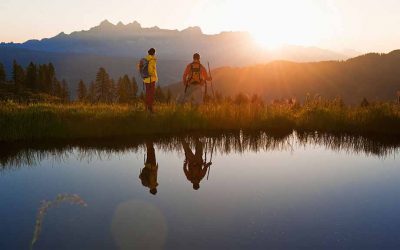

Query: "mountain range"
left=0, top=20, right=355, bottom=94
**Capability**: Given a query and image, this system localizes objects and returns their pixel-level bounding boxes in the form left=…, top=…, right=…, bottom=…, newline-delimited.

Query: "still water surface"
left=1, top=132, right=400, bottom=249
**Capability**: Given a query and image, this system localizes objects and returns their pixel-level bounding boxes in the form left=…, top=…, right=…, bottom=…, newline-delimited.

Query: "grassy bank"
left=0, top=101, right=399, bottom=141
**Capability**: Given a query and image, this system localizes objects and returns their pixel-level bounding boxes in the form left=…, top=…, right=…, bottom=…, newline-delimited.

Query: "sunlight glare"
left=218, top=0, right=338, bottom=50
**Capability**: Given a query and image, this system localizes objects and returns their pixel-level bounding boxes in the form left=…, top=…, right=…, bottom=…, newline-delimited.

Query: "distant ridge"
left=0, top=20, right=362, bottom=96
left=2, top=20, right=351, bottom=64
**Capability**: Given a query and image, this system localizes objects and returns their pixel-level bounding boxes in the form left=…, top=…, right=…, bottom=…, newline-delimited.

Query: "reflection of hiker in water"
left=139, top=142, right=159, bottom=195
left=182, top=138, right=212, bottom=190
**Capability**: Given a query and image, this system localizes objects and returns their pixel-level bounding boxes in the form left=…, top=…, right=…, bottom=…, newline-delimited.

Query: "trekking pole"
left=203, top=79, right=208, bottom=103
left=181, top=82, right=189, bottom=104
left=207, top=62, right=215, bottom=98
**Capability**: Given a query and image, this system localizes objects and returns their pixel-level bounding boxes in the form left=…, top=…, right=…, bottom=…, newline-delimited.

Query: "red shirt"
left=182, top=60, right=209, bottom=84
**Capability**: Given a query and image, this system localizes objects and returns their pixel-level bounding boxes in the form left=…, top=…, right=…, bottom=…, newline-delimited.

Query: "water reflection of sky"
left=0, top=132, right=399, bottom=249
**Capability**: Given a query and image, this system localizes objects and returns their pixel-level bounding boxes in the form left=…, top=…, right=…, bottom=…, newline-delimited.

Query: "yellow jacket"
left=143, top=55, right=158, bottom=84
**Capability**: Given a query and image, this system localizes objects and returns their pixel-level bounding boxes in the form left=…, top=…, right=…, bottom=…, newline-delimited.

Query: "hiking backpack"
left=139, top=58, right=150, bottom=79
left=188, top=62, right=203, bottom=85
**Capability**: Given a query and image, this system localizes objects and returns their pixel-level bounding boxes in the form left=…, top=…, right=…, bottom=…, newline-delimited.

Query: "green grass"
left=0, top=100, right=399, bottom=141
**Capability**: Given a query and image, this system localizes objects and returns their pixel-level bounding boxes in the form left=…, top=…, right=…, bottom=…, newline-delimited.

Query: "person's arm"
left=182, top=64, right=190, bottom=85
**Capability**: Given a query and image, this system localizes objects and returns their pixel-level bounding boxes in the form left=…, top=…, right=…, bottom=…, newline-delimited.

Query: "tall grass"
left=0, top=100, right=399, bottom=141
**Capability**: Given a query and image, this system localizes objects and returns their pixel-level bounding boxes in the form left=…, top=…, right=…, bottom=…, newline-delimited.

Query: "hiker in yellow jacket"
left=142, top=48, right=158, bottom=113
left=139, top=141, right=159, bottom=195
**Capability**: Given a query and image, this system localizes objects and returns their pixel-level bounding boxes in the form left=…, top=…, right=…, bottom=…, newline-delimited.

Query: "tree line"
left=76, top=67, right=172, bottom=103
left=0, top=61, right=69, bottom=102
left=0, top=62, right=172, bottom=103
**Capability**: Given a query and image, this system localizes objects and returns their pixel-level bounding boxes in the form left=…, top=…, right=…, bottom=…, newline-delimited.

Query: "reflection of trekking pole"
left=207, top=138, right=216, bottom=180
left=207, top=62, right=215, bottom=98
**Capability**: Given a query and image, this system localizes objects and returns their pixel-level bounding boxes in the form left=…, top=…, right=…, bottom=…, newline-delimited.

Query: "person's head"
left=193, top=53, right=200, bottom=61
left=193, top=183, right=200, bottom=190
left=150, top=188, right=158, bottom=195
left=148, top=48, right=156, bottom=56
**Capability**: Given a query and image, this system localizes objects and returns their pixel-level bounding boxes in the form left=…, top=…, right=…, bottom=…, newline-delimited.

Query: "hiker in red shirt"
left=181, top=53, right=212, bottom=105
left=182, top=138, right=212, bottom=190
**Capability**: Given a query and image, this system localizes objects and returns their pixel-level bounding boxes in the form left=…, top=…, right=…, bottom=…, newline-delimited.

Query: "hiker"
left=182, top=138, right=212, bottom=190
left=181, top=53, right=212, bottom=105
left=139, top=48, right=158, bottom=113
left=139, top=141, right=159, bottom=195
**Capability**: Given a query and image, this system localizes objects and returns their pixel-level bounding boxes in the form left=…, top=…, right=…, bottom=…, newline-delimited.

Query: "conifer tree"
left=94, top=67, right=111, bottom=103
left=0, top=63, right=6, bottom=82
left=12, top=60, right=25, bottom=89
left=52, top=79, right=62, bottom=98
left=37, top=64, right=47, bottom=92
left=88, top=81, right=96, bottom=103
left=47, top=63, right=56, bottom=94
left=60, top=79, right=70, bottom=102
left=117, top=75, right=135, bottom=103
left=77, top=80, right=87, bottom=102
left=132, top=76, right=138, bottom=100
left=25, top=62, right=38, bottom=90
left=109, top=79, right=116, bottom=103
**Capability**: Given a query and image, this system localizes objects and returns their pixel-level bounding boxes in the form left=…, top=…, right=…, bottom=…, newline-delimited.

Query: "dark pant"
left=145, top=82, right=156, bottom=111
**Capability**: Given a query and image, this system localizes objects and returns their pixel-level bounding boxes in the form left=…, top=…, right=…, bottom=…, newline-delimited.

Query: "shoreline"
left=0, top=102, right=399, bottom=142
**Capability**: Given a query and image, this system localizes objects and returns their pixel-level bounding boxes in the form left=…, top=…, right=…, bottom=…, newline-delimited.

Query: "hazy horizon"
left=1, top=0, right=400, bottom=53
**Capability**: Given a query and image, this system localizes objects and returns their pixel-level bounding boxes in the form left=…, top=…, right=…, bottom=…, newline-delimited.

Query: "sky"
left=1, top=0, right=399, bottom=52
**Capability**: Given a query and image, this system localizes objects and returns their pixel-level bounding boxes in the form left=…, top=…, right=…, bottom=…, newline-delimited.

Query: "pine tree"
left=12, top=60, right=25, bottom=89
left=53, top=79, right=62, bottom=98
left=25, top=62, right=38, bottom=90
left=77, top=80, right=87, bottom=102
left=132, top=76, right=138, bottom=100
left=94, top=67, right=111, bottom=103
left=60, top=79, right=70, bottom=102
left=117, top=75, right=136, bottom=103
left=87, top=81, right=96, bottom=103
left=0, top=63, right=6, bottom=82
left=108, top=79, right=116, bottom=103
left=37, top=64, right=47, bottom=92
left=47, top=63, right=56, bottom=94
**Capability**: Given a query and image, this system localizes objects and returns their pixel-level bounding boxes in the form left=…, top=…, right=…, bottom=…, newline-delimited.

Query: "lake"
left=1, top=131, right=400, bottom=249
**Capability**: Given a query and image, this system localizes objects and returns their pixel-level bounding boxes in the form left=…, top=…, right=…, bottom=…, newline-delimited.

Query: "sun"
left=217, top=0, right=336, bottom=50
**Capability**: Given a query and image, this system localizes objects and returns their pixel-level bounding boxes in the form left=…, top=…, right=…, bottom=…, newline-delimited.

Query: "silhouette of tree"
left=109, top=79, right=116, bottom=103
left=77, top=80, right=87, bottom=102
left=361, top=97, right=370, bottom=107
left=12, top=60, right=25, bottom=90
left=25, top=62, right=38, bottom=91
left=87, top=81, right=96, bottom=103
left=94, top=67, right=111, bottom=103
left=0, top=63, right=6, bottom=82
left=52, top=79, right=62, bottom=98
left=132, top=77, right=138, bottom=99
left=60, top=79, right=70, bottom=102
left=46, top=63, right=56, bottom=94
left=117, top=74, right=137, bottom=103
